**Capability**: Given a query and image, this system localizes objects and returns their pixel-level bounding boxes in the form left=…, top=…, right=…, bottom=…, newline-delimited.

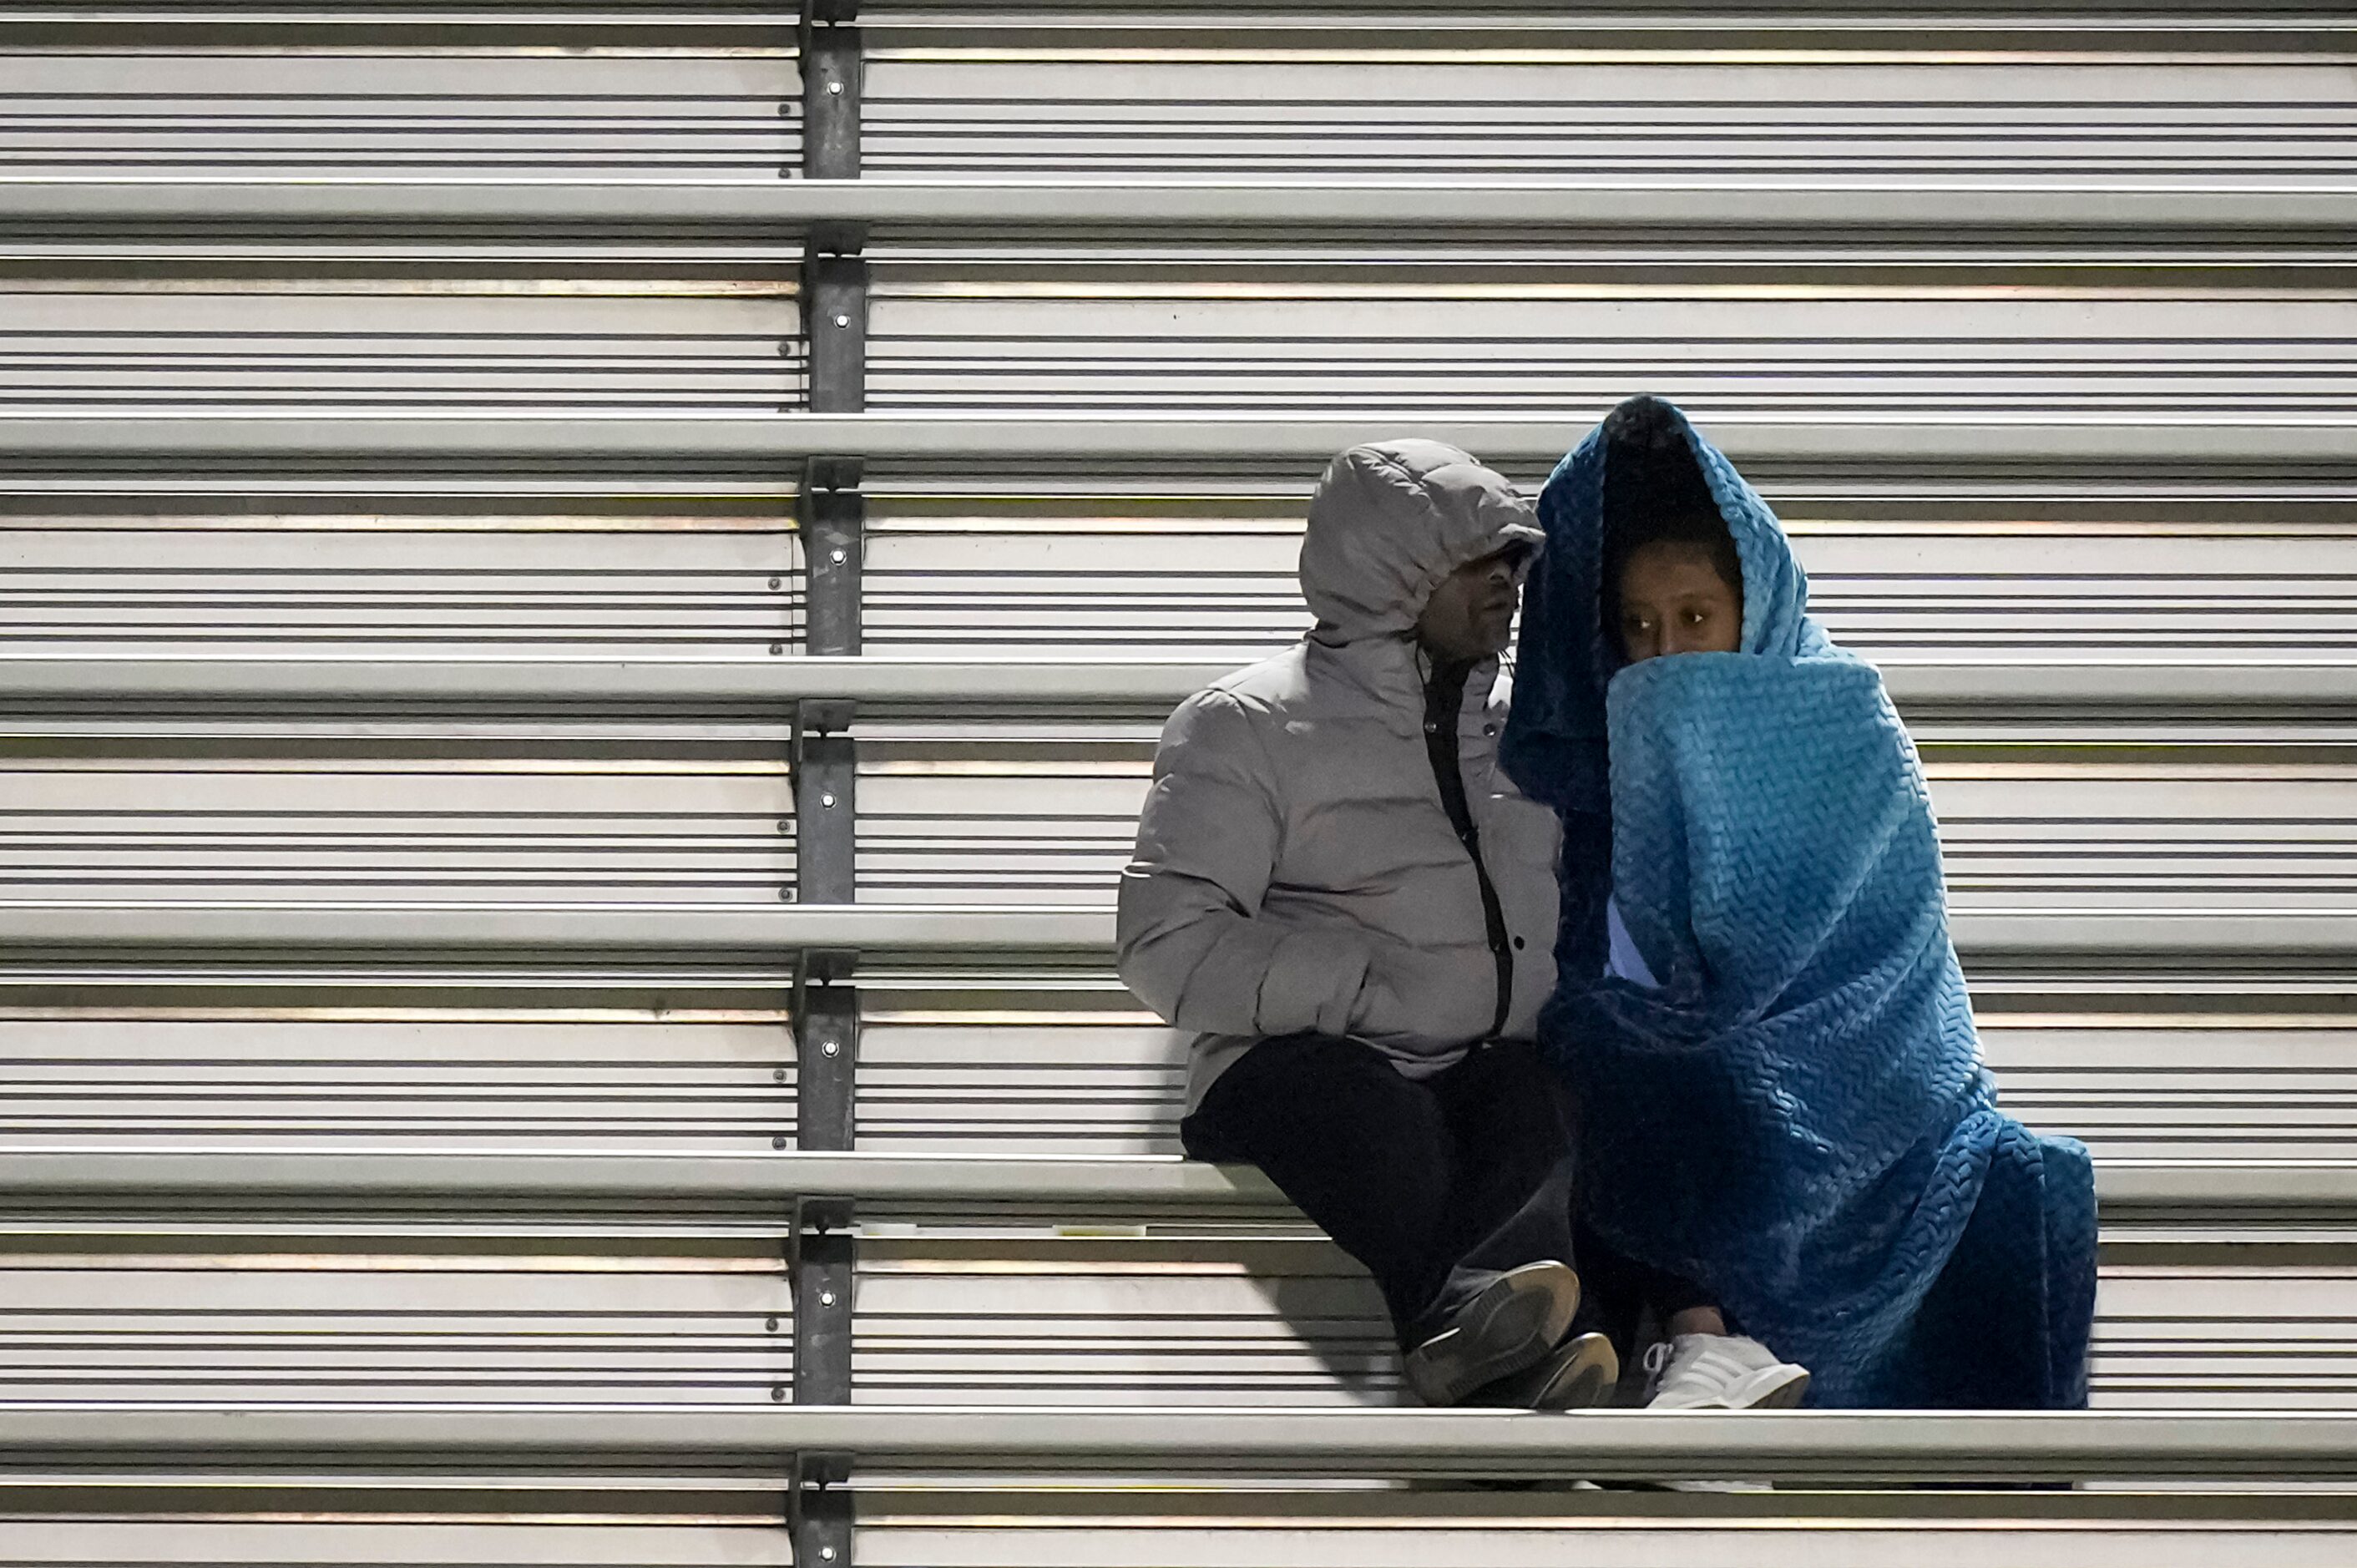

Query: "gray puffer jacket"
left=1117, top=439, right=1564, bottom=1109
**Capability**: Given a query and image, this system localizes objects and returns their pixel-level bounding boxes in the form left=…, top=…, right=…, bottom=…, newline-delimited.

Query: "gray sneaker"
left=1473, top=1330, right=1621, bottom=1412
left=1404, top=1261, right=1581, bottom=1407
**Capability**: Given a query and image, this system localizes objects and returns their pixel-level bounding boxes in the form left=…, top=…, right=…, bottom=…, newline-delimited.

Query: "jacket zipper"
left=1421, top=660, right=1515, bottom=1039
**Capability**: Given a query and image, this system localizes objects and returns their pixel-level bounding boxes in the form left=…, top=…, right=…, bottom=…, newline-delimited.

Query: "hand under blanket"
left=1502, top=401, right=2097, bottom=1409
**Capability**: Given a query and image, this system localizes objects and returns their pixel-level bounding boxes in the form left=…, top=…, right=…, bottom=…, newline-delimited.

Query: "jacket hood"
left=1298, top=440, right=1544, bottom=644
left=1500, top=397, right=1828, bottom=812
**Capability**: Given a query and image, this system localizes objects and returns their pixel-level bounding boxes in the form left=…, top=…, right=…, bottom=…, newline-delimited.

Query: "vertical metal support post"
left=788, top=645, right=860, bottom=1422
left=800, top=257, right=867, bottom=665
left=787, top=913, right=858, bottom=1568
left=799, top=4, right=868, bottom=645
left=787, top=953, right=857, bottom=1560
left=798, top=0, right=868, bottom=652
left=800, top=255, right=868, bottom=658
left=787, top=961, right=857, bottom=1568
left=790, top=14, right=865, bottom=1563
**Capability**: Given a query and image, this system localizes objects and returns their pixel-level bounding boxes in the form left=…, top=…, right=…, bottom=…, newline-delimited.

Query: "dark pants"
left=1181, top=1033, right=1709, bottom=1352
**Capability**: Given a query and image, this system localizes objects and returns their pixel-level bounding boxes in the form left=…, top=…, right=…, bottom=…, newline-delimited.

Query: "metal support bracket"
left=799, top=478, right=864, bottom=657
left=791, top=948, right=860, bottom=1154
left=789, top=1447, right=855, bottom=1567
left=788, top=1205, right=857, bottom=1400
left=803, top=255, right=868, bottom=415
left=799, top=11, right=862, bottom=182
left=792, top=705, right=857, bottom=899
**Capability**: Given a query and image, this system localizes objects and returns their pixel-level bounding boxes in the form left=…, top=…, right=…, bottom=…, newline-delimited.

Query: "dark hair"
left=1599, top=396, right=1742, bottom=639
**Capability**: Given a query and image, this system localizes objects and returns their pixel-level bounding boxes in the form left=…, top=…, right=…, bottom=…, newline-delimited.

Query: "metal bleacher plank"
left=0, top=654, right=2349, bottom=711
left=0, top=899, right=1112, bottom=955
left=0, top=1242, right=796, bottom=1407
left=0, top=1147, right=2344, bottom=1216
left=6, top=1404, right=2357, bottom=1484
left=0, top=1522, right=796, bottom=1568
left=0, top=412, right=2351, bottom=470
left=0, top=900, right=2345, bottom=964
left=0, top=14, right=800, bottom=190
left=850, top=1490, right=2357, bottom=1568
left=4, top=1148, right=2341, bottom=1414
left=0, top=177, right=2343, bottom=239
left=0, top=654, right=1242, bottom=710
left=4, top=1493, right=2354, bottom=1568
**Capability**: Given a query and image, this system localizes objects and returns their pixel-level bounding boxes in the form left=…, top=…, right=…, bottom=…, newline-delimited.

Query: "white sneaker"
left=1642, top=1333, right=1811, bottom=1410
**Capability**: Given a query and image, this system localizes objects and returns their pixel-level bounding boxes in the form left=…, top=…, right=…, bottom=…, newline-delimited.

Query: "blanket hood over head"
left=1298, top=439, right=1544, bottom=644
left=1497, top=397, right=1821, bottom=815
left=1500, top=397, right=2097, bottom=1409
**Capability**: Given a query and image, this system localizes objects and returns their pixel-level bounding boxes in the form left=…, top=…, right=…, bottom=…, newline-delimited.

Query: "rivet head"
left=768, top=575, right=781, bottom=589
left=771, top=1384, right=787, bottom=1402
left=769, top=642, right=783, bottom=655
left=819, top=792, right=837, bottom=808
left=766, top=1316, right=780, bottom=1332
left=773, top=1066, right=788, bottom=1082
left=820, top=1289, right=837, bottom=1308
left=828, top=546, right=847, bottom=564
left=821, top=1550, right=837, bottom=1563
left=822, top=1039, right=839, bottom=1057
left=832, top=313, right=850, bottom=328
left=772, top=1135, right=788, bottom=1149
left=827, top=81, right=843, bottom=96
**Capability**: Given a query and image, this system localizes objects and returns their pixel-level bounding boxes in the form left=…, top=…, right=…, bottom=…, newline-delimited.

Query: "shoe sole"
left=1653, top=1363, right=1811, bottom=1412
left=1525, top=1332, right=1621, bottom=1412
left=1727, top=1364, right=1811, bottom=1410
left=1405, top=1262, right=1581, bottom=1407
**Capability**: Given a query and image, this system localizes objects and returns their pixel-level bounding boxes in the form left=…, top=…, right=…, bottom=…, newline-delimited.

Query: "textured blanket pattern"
left=1500, top=405, right=2097, bottom=1408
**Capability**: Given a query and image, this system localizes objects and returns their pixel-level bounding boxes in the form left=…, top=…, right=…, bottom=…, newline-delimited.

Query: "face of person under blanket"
left=1417, top=543, right=1533, bottom=663
left=1616, top=541, right=1744, bottom=664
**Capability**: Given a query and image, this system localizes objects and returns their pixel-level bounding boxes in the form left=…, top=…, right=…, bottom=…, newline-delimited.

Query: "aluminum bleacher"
left=2, top=2, right=2356, bottom=1565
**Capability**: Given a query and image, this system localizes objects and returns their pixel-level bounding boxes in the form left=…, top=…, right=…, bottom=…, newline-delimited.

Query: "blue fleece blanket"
left=1501, top=405, right=2097, bottom=1408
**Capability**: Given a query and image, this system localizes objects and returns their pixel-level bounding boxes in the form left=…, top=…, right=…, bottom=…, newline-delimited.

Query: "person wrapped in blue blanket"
left=1500, top=395, right=2099, bottom=1408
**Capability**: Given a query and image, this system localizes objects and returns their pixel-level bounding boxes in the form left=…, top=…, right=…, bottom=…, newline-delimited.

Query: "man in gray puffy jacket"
left=1116, top=440, right=1636, bottom=1409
